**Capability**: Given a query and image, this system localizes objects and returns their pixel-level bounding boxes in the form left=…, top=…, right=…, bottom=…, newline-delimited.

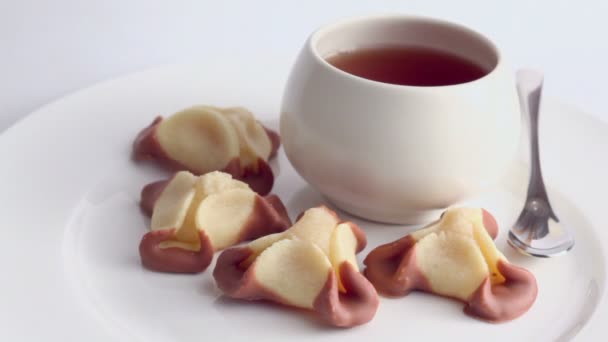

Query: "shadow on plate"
left=211, top=292, right=344, bottom=331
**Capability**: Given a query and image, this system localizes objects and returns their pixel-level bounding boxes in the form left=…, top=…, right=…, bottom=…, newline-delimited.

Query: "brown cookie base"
left=313, top=262, right=379, bottom=327
left=140, top=179, right=170, bottom=216
left=213, top=247, right=268, bottom=299
left=263, top=125, right=281, bottom=159
left=236, top=194, right=292, bottom=242
left=221, top=157, right=274, bottom=196
left=139, top=229, right=214, bottom=273
left=464, top=260, right=538, bottom=323
left=363, top=235, right=432, bottom=297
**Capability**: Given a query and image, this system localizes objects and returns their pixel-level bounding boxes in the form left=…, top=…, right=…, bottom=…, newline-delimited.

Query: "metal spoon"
left=507, top=69, right=575, bottom=257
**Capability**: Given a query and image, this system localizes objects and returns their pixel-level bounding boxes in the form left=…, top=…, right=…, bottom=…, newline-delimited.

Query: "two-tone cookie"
left=139, top=171, right=291, bottom=273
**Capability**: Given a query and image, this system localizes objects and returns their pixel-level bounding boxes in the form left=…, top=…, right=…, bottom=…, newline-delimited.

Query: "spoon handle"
left=516, top=70, right=558, bottom=220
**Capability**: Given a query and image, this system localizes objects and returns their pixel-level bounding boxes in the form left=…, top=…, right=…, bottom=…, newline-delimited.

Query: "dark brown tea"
left=325, top=45, right=488, bottom=86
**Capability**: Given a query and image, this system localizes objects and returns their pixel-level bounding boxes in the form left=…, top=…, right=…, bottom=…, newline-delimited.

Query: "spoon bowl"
left=508, top=198, right=575, bottom=257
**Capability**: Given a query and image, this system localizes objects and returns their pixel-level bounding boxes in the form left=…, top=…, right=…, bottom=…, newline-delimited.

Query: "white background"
left=1, top=0, right=607, bottom=132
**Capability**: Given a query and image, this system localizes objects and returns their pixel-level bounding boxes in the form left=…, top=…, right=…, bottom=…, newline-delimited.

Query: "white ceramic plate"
left=0, top=63, right=606, bottom=341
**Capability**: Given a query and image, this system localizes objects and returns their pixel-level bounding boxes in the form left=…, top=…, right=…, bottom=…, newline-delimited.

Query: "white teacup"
left=280, top=15, right=521, bottom=224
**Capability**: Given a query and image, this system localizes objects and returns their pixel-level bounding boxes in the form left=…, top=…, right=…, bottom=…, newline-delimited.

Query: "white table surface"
left=1, top=0, right=607, bottom=132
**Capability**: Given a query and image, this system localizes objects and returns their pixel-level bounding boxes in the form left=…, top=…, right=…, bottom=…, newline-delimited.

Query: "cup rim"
left=308, top=14, right=502, bottom=89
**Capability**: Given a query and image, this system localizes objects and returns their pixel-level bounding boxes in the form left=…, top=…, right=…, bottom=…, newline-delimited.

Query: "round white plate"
left=0, top=63, right=606, bottom=342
